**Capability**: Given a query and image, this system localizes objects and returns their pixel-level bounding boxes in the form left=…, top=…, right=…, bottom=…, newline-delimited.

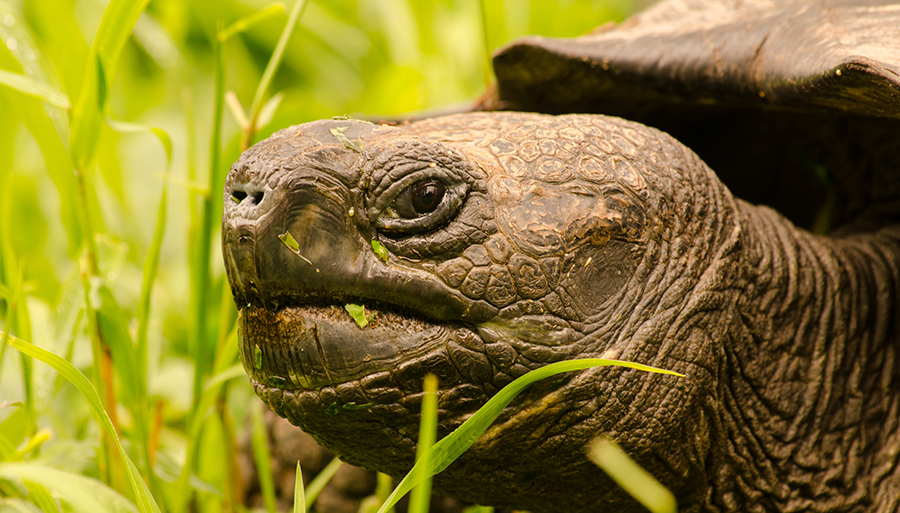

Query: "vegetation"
left=0, top=1, right=659, bottom=512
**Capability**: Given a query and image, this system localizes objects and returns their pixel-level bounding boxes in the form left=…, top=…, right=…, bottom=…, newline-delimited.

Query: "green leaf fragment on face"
left=329, top=126, right=363, bottom=152
left=345, top=303, right=369, bottom=328
left=279, top=232, right=301, bottom=251
left=254, top=343, right=263, bottom=370
left=325, top=403, right=341, bottom=416
left=280, top=231, right=314, bottom=265
left=342, top=402, right=374, bottom=410
left=371, top=240, right=389, bottom=262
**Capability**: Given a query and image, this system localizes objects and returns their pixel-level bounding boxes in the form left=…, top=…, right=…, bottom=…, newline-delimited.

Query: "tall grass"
left=0, top=1, right=651, bottom=513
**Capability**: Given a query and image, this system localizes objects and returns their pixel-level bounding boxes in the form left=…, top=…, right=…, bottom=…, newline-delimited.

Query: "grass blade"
left=0, top=430, right=17, bottom=462
left=304, top=457, right=343, bottom=508
left=23, top=481, right=60, bottom=513
left=92, top=283, right=141, bottom=406
left=588, top=437, right=678, bottom=513
left=105, top=119, right=173, bottom=385
left=478, top=0, right=493, bottom=88
left=250, top=402, right=277, bottom=513
left=225, top=91, right=250, bottom=129
left=0, top=462, right=135, bottom=513
left=1, top=91, right=82, bottom=254
left=0, top=70, right=69, bottom=109
left=377, top=358, right=682, bottom=513
left=376, top=473, right=394, bottom=513
left=189, top=18, right=226, bottom=409
left=243, top=0, right=309, bottom=148
left=173, top=363, right=245, bottom=512
left=3, top=333, right=161, bottom=513
left=408, top=374, right=438, bottom=513
left=219, top=4, right=286, bottom=41
left=69, top=0, right=151, bottom=170
left=0, top=498, right=42, bottom=513
left=254, top=92, right=284, bottom=132
left=292, top=462, right=305, bottom=513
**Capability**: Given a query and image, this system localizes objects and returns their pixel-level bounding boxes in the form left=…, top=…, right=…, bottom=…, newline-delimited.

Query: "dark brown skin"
left=223, top=110, right=899, bottom=512
left=225, top=1, right=900, bottom=511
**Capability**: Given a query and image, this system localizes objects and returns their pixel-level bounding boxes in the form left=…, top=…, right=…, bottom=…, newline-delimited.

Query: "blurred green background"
left=0, top=1, right=637, bottom=512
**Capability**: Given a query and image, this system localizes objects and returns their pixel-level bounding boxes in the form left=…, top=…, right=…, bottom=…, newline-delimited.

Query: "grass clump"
left=0, top=1, right=653, bottom=513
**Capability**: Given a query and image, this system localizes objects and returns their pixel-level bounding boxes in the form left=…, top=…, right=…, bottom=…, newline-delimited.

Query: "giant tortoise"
left=222, top=1, right=900, bottom=511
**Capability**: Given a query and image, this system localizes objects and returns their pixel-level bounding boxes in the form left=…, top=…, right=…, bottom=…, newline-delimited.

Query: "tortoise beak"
left=221, top=148, right=483, bottom=389
left=221, top=141, right=496, bottom=323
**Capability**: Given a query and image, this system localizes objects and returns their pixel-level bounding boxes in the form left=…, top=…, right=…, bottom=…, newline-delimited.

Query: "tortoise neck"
left=716, top=202, right=900, bottom=509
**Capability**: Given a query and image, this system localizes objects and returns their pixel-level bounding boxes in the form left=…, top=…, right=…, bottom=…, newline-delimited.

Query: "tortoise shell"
left=489, top=0, right=900, bottom=230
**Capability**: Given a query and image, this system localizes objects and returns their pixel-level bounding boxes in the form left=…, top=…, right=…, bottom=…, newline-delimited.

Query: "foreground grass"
left=0, top=1, right=675, bottom=512
left=6, top=327, right=679, bottom=513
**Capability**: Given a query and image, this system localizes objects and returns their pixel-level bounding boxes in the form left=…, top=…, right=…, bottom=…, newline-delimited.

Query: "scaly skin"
left=222, top=112, right=900, bottom=512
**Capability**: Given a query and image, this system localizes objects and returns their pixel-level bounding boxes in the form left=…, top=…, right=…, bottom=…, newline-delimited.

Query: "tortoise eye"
left=373, top=177, right=465, bottom=234
left=394, top=180, right=446, bottom=218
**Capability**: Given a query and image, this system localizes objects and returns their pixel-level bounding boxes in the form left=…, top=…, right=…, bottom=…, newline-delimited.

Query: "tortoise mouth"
left=238, top=301, right=457, bottom=390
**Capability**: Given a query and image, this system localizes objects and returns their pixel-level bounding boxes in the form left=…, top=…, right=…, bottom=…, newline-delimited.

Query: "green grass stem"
left=408, top=374, right=438, bottom=513
left=376, top=473, right=395, bottom=513
left=589, top=437, right=678, bottom=513
left=189, top=18, right=226, bottom=420
left=478, top=0, right=493, bottom=88
left=172, top=363, right=246, bottom=513
left=243, top=0, right=309, bottom=149
left=303, top=457, right=343, bottom=510
left=69, top=0, right=151, bottom=171
left=377, top=358, right=682, bottom=513
left=250, top=402, right=277, bottom=513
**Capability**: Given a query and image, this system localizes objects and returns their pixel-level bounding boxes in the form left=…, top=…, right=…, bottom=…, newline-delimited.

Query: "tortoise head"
left=222, top=112, right=726, bottom=509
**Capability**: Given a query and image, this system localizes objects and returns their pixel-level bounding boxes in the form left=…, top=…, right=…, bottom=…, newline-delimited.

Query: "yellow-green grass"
left=0, top=2, right=681, bottom=512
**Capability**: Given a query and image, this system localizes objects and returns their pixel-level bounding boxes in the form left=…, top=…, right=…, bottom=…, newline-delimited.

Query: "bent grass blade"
left=377, top=358, right=683, bottom=513
left=3, top=333, right=161, bottom=513
left=0, top=69, right=69, bottom=109
left=0, top=462, right=136, bottom=513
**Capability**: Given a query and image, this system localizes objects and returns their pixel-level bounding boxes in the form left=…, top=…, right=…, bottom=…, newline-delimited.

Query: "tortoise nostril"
left=231, top=189, right=264, bottom=205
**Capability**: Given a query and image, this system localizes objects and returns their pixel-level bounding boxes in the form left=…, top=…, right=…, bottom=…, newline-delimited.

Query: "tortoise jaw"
left=238, top=302, right=455, bottom=391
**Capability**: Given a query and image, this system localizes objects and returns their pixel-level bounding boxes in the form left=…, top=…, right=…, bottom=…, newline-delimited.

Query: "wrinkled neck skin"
left=591, top=143, right=900, bottom=511
left=705, top=200, right=900, bottom=512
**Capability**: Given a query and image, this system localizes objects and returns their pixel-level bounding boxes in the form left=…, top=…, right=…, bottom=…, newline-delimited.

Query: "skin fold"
left=223, top=112, right=900, bottom=512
